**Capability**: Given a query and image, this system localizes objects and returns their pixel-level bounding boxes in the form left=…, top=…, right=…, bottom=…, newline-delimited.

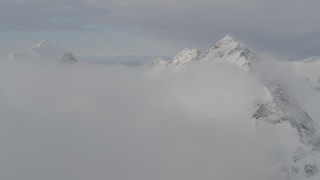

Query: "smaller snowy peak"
left=8, top=40, right=77, bottom=63
left=33, top=40, right=60, bottom=49
left=203, top=35, right=251, bottom=71
left=167, top=48, right=202, bottom=69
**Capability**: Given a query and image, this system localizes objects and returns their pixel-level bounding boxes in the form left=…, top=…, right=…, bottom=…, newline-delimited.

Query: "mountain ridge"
left=153, top=34, right=320, bottom=179
left=7, top=40, right=77, bottom=63
left=154, top=35, right=252, bottom=71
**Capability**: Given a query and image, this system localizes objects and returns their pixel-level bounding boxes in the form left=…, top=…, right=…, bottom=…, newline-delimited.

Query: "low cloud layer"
left=0, top=61, right=277, bottom=180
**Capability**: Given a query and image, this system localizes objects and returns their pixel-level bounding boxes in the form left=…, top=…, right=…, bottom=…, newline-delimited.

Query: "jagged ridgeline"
left=153, top=35, right=251, bottom=71
left=153, top=34, right=320, bottom=179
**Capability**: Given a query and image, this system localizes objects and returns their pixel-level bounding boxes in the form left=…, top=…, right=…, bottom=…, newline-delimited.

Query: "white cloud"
left=0, top=60, right=276, bottom=180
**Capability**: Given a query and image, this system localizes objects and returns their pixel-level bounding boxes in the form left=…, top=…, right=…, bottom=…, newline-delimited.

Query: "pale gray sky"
left=1, top=0, right=320, bottom=57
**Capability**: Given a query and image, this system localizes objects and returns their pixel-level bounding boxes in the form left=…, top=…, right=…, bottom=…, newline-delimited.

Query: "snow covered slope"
left=202, top=34, right=251, bottom=71
left=156, top=35, right=251, bottom=71
left=166, top=48, right=202, bottom=70
left=153, top=34, right=320, bottom=179
left=7, top=40, right=77, bottom=63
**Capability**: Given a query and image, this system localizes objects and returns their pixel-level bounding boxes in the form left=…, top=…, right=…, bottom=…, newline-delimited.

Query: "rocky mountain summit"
left=155, top=35, right=251, bottom=71
left=154, top=35, right=320, bottom=179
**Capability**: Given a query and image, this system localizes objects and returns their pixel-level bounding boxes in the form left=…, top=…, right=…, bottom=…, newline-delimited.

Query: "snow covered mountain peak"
left=150, top=35, right=320, bottom=179
left=8, top=40, right=77, bottom=63
left=33, top=40, right=60, bottom=49
left=203, top=34, right=251, bottom=71
left=158, top=35, right=252, bottom=71
left=210, top=34, right=245, bottom=53
left=214, top=34, right=235, bottom=46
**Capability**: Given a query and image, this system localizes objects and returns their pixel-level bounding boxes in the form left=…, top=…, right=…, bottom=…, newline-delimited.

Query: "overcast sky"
left=1, top=0, right=320, bottom=57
